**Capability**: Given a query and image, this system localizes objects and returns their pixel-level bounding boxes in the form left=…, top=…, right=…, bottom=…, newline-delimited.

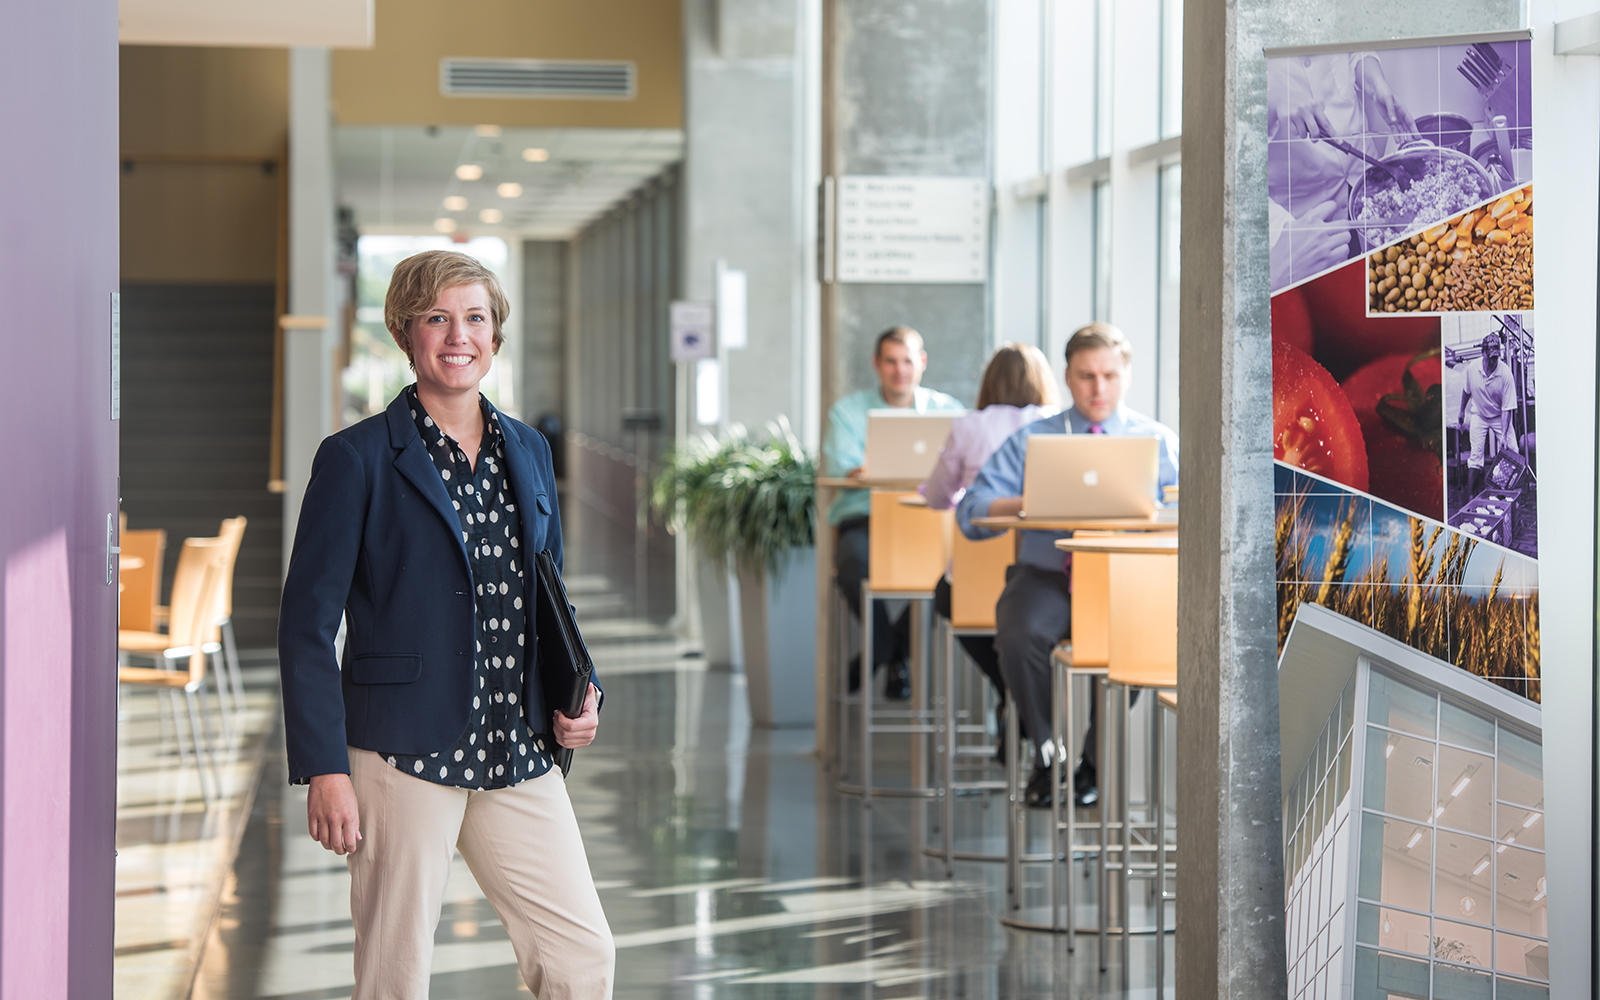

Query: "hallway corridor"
left=130, top=576, right=1173, bottom=999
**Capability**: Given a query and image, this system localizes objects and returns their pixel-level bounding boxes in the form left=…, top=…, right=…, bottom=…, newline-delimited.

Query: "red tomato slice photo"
left=1341, top=351, right=1444, bottom=520
left=1297, top=257, right=1439, bottom=380
left=1273, top=340, right=1369, bottom=492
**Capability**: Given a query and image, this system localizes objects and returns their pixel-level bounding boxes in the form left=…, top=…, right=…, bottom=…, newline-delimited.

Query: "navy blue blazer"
left=278, top=392, right=580, bottom=784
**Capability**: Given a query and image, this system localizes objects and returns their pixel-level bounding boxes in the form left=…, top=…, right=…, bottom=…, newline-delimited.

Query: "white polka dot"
left=476, top=640, right=482, bottom=652
left=535, top=739, right=545, bottom=752
left=478, top=748, right=487, bottom=762
left=414, top=760, right=424, bottom=773
left=454, top=749, right=464, bottom=762
left=514, top=596, right=523, bottom=609
left=508, top=692, right=517, bottom=704
left=464, top=768, right=474, bottom=781
left=473, top=696, right=481, bottom=709
left=518, top=634, right=524, bottom=646
left=477, top=584, right=484, bottom=595
left=387, top=755, right=397, bottom=766
left=439, top=766, right=448, bottom=778
left=477, top=512, right=486, bottom=523
left=500, top=582, right=509, bottom=595
left=520, top=744, right=527, bottom=756
left=507, top=503, right=516, bottom=512
left=492, top=656, right=502, bottom=667
left=506, top=656, right=515, bottom=668
left=441, top=469, right=451, bottom=480
left=510, top=537, right=519, bottom=548
left=469, top=732, right=477, bottom=744
left=489, top=510, right=499, bottom=523
left=424, top=416, right=434, bottom=427
left=501, top=617, right=511, bottom=630
left=496, top=764, right=505, bottom=776
left=494, top=545, right=503, bottom=557
left=410, top=409, right=417, bottom=418
left=482, top=478, right=490, bottom=490
left=494, top=691, right=504, bottom=703
left=462, top=531, right=469, bottom=542
left=464, top=483, right=474, bottom=494
left=453, top=500, right=461, bottom=510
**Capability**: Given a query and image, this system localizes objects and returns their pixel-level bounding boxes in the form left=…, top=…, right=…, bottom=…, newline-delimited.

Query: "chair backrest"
left=214, top=516, right=248, bottom=618
left=1104, top=551, right=1178, bottom=688
left=948, top=530, right=1013, bottom=629
left=168, top=537, right=229, bottom=648
left=867, top=489, right=953, bottom=592
left=179, top=561, right=225, bottom=684
left=118, top=528, right=167, bottom=631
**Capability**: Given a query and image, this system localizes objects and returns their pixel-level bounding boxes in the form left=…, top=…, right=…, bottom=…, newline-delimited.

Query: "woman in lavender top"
left=924, top=343, right=1058, bottom=729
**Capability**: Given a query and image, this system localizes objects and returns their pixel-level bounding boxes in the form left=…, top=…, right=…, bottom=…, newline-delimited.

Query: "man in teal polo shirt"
left=824, top=326, right=964, bottom=698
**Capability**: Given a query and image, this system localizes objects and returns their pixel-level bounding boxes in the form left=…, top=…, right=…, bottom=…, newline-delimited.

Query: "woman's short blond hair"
left=975, top=342, right=1059, bottom=409
left=384, top=250, right=510, bottom=363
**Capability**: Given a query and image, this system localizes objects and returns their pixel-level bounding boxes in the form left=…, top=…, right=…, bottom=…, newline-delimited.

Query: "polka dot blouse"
left=381, top=385, right=555, bottom=789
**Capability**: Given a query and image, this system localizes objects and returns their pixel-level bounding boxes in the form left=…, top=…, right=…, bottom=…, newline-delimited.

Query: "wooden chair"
left=119, top=558, right=226, bottom=805
left=212, top=517, right=248, bottom=708
left=120, top=536, right=234, bottom=747
left=934, top=529, right=1012, bottom=874
left=118, top=528, right=166, bottom=632
left=841, top=489, right=952, bottom=803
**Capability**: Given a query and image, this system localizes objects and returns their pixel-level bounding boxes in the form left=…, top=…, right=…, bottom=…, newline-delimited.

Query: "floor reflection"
left=171, top=583, right=1172, bottom=998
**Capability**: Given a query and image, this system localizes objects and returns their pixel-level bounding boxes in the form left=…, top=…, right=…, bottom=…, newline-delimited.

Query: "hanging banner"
left=1266, top=32, right=1547, bottom=1000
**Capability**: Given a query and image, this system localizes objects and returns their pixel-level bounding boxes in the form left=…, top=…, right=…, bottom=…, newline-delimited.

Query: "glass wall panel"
left=1435, top=746, right=1494, bottom=837
left=1440, top=700, right=1495, bottom=752
left=1497, top=728, right=1544, bottom=807
left=1369, top=671, right=1437, bottom=738
left=1364, top=730, right=1436, bottom=821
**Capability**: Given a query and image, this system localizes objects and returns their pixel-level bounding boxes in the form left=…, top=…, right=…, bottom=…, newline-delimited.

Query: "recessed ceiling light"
left=434, top=218, right=458, bottom=233
left=497, top=182, right=523, bottom=198
left=443, top=195, right=468, bottom=211
left=474, top=124, right=502, bottom=137
left=1472, top=858, right=1490, bottom=876
left=479, top=209, right=503, bottom=224
left=522, top=148, right=550, bottom=162
left=1405, top=830, right=1423, bottom=849
left=1450, top=776, right=1471, bottom=797
left=1523, top=811, right=1542, bottom=828
left=456, top=164, right=484, bottom=181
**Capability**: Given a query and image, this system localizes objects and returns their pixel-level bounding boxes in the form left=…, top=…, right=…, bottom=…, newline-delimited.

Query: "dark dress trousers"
left=278, top=392, right=572, bottom=785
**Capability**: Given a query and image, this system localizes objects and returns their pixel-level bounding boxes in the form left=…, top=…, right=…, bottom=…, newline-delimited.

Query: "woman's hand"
left=554, top=683, right=602, bottom=748
left=307, top=773, right=362, bottom=855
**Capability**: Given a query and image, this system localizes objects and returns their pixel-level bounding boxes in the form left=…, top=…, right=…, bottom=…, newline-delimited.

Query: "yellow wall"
left=332, top=0, right=682, bottom=128
left=120, top=46, right=288, bottom=283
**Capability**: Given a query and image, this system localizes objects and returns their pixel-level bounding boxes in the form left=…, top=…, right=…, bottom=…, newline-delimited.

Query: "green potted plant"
left=653, top=419, right=817, bottom=726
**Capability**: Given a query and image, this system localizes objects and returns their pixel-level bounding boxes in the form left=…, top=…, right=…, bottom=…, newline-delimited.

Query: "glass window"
left=1497, top=727, right=1544, bottom=808
left=1363, top=729, right=1435, bottom=821
left=1496, top=976, right=1551, bottom=1000
left=1434, top=831, right=1493, bottom=926
left=1495, top=932, right=1550, bottom=981
left=1495, top=845, right=1548, bottom=940
left=1432, top=917, right=1492, bottom=967
left=1440, top=700, right=1495, bottom=753
left=1431, top=961, right=1493, bottom=999
left=1434, top=746, right=1494, bottom=837
left=1369, top=670, right=1437, bottom=738
left=1497, top=803, right=1543, bottom=851
left=1091, top=180, right=1111, bottom=322
left=1358, top=811, right=1432, bottom=912
left=1352, top=946, right=1429, bottom=1000
left=1159, top=0, right=1182, bottom=138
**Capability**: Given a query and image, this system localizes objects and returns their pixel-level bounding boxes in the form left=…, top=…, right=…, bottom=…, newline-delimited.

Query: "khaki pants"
left=346, top=748, right=615, bottom=999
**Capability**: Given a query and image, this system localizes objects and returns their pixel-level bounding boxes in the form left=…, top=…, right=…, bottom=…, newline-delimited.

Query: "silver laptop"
left=864, top=410, right=960, bottom=480
left=1021, top=434, right=1160, bottom=519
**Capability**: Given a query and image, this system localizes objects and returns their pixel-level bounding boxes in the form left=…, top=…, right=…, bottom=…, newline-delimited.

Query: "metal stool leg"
left=861, top=582, right=874, bottom=807
left=942, top=616, right=956, bottom=876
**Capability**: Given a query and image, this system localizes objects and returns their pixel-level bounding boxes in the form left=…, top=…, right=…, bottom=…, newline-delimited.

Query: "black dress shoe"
left=1073, top=761, right=1099, bottom=808
left=884, top=658, right=911, bottom=700
left=1024, top=763, right=1055, bottom=808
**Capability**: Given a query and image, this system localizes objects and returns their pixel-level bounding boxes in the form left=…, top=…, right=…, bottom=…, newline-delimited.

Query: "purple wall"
left=0, top=1, right=120, bottom=996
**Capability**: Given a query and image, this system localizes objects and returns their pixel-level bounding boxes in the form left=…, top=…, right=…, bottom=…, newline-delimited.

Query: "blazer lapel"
left=385, top=395, right=470, bottom=566
left=498, top=415, right=545, bottom=548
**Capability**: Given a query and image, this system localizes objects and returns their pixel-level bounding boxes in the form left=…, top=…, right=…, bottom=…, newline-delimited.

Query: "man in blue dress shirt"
left=957, top=323, right=1178, bottom=807
left=825, top=326, right=964, bottom=697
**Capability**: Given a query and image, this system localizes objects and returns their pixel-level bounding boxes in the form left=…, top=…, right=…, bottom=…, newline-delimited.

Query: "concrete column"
left=282, top=46, right=339, bottom=571
left=1176, top=1, right=1522, bottom=996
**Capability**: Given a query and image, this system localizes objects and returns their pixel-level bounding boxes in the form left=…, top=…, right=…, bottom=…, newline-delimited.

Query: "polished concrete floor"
left=119, top=578, right=1175, bottom=999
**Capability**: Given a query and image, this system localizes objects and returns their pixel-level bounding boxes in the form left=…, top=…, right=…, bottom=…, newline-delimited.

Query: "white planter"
left=693, top=549, right=741, bottom=669
left=736, top=547, right=816, bottom=727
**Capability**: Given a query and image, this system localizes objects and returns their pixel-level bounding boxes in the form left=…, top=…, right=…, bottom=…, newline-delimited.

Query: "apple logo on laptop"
left=1082, top=469, right=1100, bottom=487
left=912, top=440, right=927, bottom=454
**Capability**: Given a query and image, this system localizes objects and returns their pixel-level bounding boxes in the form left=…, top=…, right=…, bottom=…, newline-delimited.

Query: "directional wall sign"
left=835, top=176, right=989, bottom=284
left=670, top=301, right=714, bottom=362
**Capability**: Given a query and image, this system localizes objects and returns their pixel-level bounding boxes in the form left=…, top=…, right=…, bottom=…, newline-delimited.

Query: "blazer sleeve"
left=278, top=435, right=367, bottom=782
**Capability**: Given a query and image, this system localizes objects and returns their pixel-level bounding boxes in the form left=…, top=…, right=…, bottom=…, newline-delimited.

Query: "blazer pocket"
left=350, top=653, right=423, bottom=684
left=534, top=493, right=552, bottom=516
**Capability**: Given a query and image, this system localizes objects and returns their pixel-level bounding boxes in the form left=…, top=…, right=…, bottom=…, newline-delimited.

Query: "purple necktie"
left=1088, top=422, right=1105, bottom=434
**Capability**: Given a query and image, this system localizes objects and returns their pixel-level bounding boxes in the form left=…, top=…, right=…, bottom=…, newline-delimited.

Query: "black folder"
left=534, top=549, right=594, bottom=776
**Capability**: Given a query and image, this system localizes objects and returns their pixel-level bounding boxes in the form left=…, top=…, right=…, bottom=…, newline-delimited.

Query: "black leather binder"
left=534, top=549, right=594, bottom=776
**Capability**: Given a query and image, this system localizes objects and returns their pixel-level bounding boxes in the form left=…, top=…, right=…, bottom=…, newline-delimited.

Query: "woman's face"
left=406, top=283, right=496, bottom=397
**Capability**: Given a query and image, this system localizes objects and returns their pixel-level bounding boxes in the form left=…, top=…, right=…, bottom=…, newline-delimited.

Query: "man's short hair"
left=385, top=250, right=510, bottom=367
left=1481, top=334, right=1501, bottom=351
left=874, top=326, right=924, bottom=358
left=1063, top=322, right=1132, bottom=368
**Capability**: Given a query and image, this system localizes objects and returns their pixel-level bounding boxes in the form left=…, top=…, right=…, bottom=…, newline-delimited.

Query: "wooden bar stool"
left=1089, top=540, right=1177, bottom=976
left=931, top=529, right=1011, bottom=873
left=838, top=489, right=950, bottom=804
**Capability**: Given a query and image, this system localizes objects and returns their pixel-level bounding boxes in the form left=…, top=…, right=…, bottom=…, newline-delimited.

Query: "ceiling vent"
left=440, top=59, right=636, bottom=99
